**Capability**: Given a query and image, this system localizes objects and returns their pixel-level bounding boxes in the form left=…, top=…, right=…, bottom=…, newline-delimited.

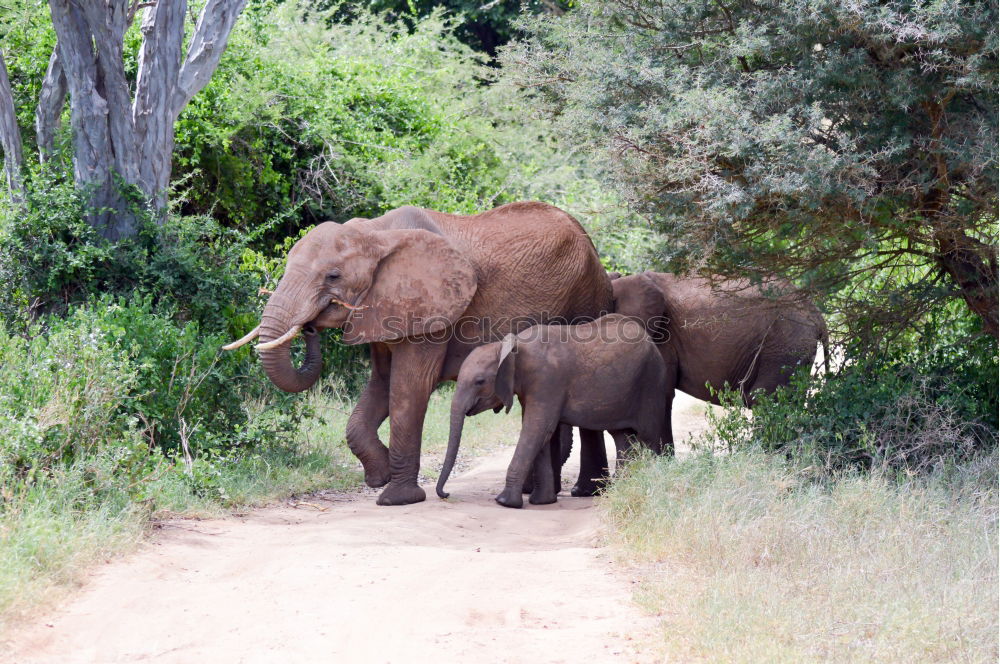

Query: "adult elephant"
left=224, top=202, right=612, bottom=506
left=573, top=271, right=827, bottom=496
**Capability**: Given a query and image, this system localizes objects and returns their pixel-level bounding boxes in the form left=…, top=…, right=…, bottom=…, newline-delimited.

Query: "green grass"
left=0, top=465, right=148, bottom=629
left=0, top=380, right=520, bottom=633
left=601, top=450, right=999, bottom=663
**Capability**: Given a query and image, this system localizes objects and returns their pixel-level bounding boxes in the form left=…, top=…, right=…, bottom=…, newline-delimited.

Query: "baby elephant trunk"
left=437, top=392, right=473, bottom=499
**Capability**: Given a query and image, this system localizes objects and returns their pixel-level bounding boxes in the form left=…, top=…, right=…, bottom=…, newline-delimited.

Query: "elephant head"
left=225, top=220, right=478, bottom=393
left=611, top=272, right=670, bottom=342
left=437, top=335, right=516, bottom=498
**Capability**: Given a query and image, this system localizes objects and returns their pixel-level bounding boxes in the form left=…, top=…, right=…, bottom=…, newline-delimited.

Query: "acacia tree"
left=504, top=0, right=998, bottom=339
left=0, top=0, right=246, bottom=239
left=0, top=51, right=23, bottom=200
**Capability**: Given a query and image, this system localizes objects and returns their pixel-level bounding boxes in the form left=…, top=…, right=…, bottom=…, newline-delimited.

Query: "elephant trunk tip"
left=436, top=481, right=450, bottom=500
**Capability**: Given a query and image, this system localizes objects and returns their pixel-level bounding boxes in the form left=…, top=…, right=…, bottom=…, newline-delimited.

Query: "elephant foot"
left=495, top=488, right=524, bottom=509
left=528, top=489, right=557, bottom=505
left=364, top=467, right=391, bottom=488
left=376, top=482, right=426, bottom=506
left=361, top=447, right=391, bottom=488
left=570, top=480, right=604, bottom=498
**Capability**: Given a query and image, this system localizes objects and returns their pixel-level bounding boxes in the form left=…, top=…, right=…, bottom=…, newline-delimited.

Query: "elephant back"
left=426, top=202, right=613, bottom=340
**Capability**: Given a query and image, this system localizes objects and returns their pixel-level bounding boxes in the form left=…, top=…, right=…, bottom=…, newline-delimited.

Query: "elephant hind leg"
left=572, top=428, right=609, bottom=497
left=610, top=429, right=651, bottom=475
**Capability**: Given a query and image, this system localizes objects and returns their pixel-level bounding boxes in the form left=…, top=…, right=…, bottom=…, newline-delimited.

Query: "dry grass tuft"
left=602, top=450, right=999, bottom=663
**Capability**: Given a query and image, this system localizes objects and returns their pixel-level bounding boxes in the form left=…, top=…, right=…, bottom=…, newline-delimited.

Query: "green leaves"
left=505, top=0, right=999, bottom=338
left=172, top=6, right=511, bottom=237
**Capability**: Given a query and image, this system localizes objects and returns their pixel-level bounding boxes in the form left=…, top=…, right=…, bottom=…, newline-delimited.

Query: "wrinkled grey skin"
left=572, top=271, right=828, bottom=497
left=243, top=202, right=611, bottom=506
left=438, top=314, right=667, bottom=508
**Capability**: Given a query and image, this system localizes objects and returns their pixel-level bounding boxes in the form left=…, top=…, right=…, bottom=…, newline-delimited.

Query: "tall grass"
left=0, top=463, right=147, bottom=626
left=602, top=451, right=999, bottom=662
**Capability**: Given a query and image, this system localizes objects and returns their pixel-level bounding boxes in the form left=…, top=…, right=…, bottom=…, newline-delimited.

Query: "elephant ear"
left=342, top=229, right=478, bottom=344
left=494, top=334, right=517, bottom=413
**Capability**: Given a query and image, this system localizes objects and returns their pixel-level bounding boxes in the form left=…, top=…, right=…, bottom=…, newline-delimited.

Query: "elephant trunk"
left=437, top=390, right=474, bottom=499
left=258, top=295, right=323, bottom=393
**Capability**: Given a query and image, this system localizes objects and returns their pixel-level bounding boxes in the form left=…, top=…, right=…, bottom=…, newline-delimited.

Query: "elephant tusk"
left=258, top=287, right=274, bottom=296
left=255, top=325, right=302, bottom=351
left=330, top=296, right=367, bottom=311
left=221, top=325, right=261, bottom=351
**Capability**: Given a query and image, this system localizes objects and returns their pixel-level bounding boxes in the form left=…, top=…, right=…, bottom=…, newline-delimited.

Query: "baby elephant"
left=437, top=314, right=667, bottom=508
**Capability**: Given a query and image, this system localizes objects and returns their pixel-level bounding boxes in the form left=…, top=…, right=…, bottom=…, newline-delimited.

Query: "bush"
left=703, top=309, right=998, bottom=473
left=0, top=174, right=261, bottom=330
left=173, top=6, right=512, bottom=239
left=0, top=295, right=309, bottom=480
left=0, top=317, right=141, bottom=478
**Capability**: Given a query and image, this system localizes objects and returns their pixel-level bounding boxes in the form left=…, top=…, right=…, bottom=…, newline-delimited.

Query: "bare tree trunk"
left=42, top=0, right=247, bottom=239
left=133, top=0, right=186, bottom=211
left=48, top=0, right=124, bottom=236
left=936, top=232, right=999, bottom=337
left=0, top=51, right=24, bottom=202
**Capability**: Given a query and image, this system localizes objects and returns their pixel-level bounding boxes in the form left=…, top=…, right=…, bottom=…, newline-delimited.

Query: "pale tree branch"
left=35, top=46, right=68, bottom=162
left=40, top=0, right=245, bottom=235
left=133, top=0, right=186, bottom=202
left=174, top=0, right=247, bottom=116
left=127, top=0, right=156, bottom=24
left=0, top=50, right=24, bottom=202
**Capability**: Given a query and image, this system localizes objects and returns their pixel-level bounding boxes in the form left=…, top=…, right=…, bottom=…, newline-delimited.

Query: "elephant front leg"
left=376, top=341, right=447, bottom=506
left=661, top=349, right=679, bottom=456
left=662, top=386, right=676, bottom=457
left=572, top=428, right=609, bottom=497
left=497, top=403, right=558, bottom=509
left=521, top=423, right=569, bottom=495
left=346, top=344, right=392, bottom=488
left=528, top=435, right=558, bottom=505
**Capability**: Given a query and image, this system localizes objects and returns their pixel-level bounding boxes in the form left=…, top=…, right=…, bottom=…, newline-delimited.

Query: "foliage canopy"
left=504, top=0, right=999, bottom=342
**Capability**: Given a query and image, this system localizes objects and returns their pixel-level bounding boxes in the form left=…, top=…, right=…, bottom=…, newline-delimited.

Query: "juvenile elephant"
left=437, top=315, right=667, bottom=508
left=572, top=271, right=828, bottom=496
left=223, top=202, right=612, bottom=506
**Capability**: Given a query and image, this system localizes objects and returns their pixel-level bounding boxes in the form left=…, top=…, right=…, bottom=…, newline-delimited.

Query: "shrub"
left=0, top=295, right=310, bottom=480
left=173, top=6, right=512, bottom=239
left=0, top=174, right=261, bottom=331
left=0, top=317, right=142, bottom=478
left=703, top=310, right=998, bottom=473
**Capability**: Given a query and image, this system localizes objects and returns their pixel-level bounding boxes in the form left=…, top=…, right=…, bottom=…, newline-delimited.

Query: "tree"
left=0, top=0, right=247, bottom=239
left=504, top=0, right=999, bottom=339
left=331, top=0, right=570, bottom=57
left=0, top=51, right=23, bottom=201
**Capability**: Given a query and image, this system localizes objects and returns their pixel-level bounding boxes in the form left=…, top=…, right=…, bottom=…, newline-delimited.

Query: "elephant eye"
left=325, top=270, right=341, bottom=282
left=474, top=377, right=486, bottom=386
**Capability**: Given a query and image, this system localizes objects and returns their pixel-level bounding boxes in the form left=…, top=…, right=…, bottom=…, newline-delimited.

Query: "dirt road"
left=6, top=394, right=711, bottom=664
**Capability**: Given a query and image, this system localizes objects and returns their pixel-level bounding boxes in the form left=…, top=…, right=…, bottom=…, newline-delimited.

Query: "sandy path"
left=6, top=394, right=711, bottom=664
